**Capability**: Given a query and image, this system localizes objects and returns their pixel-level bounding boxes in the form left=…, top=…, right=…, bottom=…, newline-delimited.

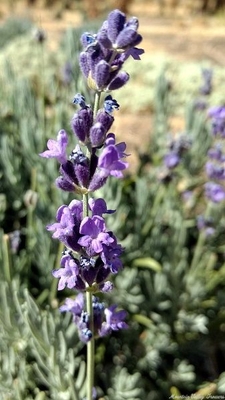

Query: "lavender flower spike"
left=39, top=9, right=143, bottom=398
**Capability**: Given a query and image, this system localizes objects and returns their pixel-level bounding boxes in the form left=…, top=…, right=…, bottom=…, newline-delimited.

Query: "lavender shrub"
left=40, top=9, right=144, bottom=399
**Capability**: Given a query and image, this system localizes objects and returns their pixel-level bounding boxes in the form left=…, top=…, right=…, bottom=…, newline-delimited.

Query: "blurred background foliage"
left=1, top=1, right=225, bottom=399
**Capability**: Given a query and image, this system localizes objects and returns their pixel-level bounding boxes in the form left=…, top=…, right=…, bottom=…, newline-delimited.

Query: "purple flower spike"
left=41, top=8, right=144, bottom=344
left=107, top=71, right=129, bottom=91
left=39, top=129, right=68, bottom=164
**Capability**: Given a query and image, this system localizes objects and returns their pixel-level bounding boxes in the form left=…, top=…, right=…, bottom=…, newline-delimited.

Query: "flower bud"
left=88, top=170, right=108, bottom=192
left=94, top=60, right=110, bottom=89
left=71, top=107, right=93, bottom=142
left=90, top=122, right=106, bottom=147
left=107, top=71, right=129, bottom=90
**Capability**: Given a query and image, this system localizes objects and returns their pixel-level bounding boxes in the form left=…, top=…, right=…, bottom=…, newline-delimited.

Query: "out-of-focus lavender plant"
left=164, top=134, right=192, bottom=170
left=205, top=106, right=225, bottom=203
left=40, top=9, right=144, bottom=400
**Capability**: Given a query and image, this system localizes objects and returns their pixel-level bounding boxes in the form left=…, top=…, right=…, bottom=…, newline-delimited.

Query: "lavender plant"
left=40, top=9, right=144, bottom=400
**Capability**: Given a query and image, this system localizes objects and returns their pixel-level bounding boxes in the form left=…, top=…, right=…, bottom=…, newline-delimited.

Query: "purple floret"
left=39, top=129, right=68, bottom=164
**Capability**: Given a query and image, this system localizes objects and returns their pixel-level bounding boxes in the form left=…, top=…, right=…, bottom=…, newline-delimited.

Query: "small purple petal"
left=89, top=198, right=115, bottom=216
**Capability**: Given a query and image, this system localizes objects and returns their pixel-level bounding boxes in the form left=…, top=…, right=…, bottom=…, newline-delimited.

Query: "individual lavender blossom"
left=39, top=129, right=68, bottom=164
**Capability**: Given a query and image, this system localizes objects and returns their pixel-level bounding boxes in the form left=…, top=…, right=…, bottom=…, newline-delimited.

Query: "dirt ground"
left=1, top=1, right=225, bottom=170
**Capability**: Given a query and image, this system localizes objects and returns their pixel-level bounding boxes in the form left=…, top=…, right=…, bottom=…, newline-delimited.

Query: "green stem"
left=93, top=91, right=102, bottom=118
left=86, top=290, right=95, bottom=400
left=83, top=190, right=95, bottom=400
left=85, top=90, right=102, bottom=400
left=2, top=234, right=11, bottom=282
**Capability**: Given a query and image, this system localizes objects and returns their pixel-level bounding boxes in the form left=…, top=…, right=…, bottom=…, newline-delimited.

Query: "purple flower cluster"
left=79, top=9, right=144, bottom=91
left=40, top=9, right=143, bottom=342
left=204, top=108, right=225, bottom=203
left=208, top=106, right=225, bottom=137
left=40, top=99, right=129, bottom=193
left=60, top=293, right=128, bottom=342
